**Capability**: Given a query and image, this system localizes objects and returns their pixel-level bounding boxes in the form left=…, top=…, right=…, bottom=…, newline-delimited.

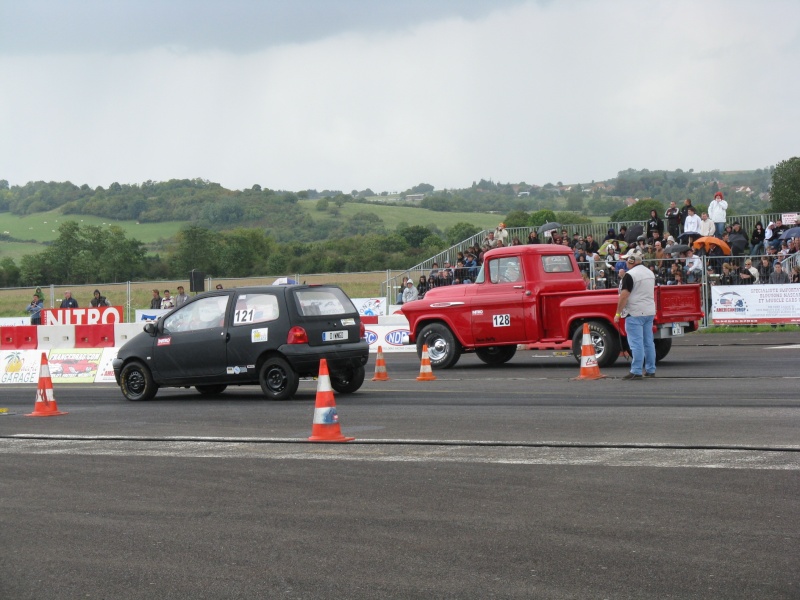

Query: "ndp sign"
left=42, top=306, right=125, bottom=325
left=384, top=329, right=410, bottom=347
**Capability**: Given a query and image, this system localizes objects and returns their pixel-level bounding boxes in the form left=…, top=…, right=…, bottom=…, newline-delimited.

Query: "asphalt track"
left=1, top=331, right=798, bottom=599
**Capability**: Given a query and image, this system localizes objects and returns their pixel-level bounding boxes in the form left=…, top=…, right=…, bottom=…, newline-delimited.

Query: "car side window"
left=163, top=296, right=229, bottom=333
left=489, top=257, right=522, bottom=284
left=233, top=294, right=279, bottom=327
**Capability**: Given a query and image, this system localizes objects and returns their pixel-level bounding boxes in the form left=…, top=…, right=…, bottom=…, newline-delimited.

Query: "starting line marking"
left=1, top=438, right=798, bottom=471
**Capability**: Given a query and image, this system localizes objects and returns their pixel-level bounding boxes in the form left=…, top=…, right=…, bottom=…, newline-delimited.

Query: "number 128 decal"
left=492, top=314, right=511, bottom=327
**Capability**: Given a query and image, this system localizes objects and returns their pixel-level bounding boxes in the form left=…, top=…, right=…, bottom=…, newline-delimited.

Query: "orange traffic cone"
left=26, top=353, right=68, bottom=417
left=371, top=345, right=390, bottom=381
left=308, top=359, right=354, bottom=442
left=572, top=323, right=607, bottom=380
left=416, top=344, right=437, bottom=381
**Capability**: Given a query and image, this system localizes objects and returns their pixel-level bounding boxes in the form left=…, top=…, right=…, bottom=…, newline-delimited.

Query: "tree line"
left=1, top=158, right=797, bottom=288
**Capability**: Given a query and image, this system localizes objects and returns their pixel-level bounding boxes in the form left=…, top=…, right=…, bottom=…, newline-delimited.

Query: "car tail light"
left=287, top=326, right=308, bottom=344
left=359, top=322, right=365, bottom=339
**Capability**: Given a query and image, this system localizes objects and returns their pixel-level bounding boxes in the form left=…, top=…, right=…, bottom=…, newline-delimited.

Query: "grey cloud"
left=0, top=0, right=529, bottom=55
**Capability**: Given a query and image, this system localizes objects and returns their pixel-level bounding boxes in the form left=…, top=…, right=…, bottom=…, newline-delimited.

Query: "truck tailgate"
left=655, top=285, right=703, bottom=323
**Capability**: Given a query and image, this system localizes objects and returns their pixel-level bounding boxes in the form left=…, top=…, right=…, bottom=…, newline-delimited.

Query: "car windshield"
left=294, top=288, right=356, bottom=317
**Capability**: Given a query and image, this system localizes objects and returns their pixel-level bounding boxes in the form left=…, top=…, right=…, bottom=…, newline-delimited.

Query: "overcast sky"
left=1, top=0, right=799, bottom=193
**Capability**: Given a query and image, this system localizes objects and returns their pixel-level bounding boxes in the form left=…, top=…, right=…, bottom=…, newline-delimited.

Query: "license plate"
left=671, top=324, right=683, bottom=336
left=323, top=330, right=348, bottom=342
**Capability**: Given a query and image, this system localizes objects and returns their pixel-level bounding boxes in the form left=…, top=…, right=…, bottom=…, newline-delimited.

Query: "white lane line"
left=0, top=439, right=797, bottom=470
left=765, top=345, right=800, bottom=349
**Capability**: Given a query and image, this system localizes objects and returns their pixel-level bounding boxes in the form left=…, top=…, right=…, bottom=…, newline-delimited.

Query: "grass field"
left=296, top=199, right=504, bottom=231
left=0, top=210, right=185, bottom=261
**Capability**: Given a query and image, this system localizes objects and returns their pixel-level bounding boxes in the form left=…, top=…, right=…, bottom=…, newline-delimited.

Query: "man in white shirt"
left=682, top=207, right=702, bottom=240
left=699, top=212, right=715, bottom=237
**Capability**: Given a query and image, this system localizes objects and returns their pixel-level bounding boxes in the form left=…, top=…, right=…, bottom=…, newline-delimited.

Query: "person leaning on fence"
left=60, top=290, right=78, bottom=309
left=769, top=261, right=790, bottom=284
left=149, top=289, right=161, bottom=309
left=161, top=289, right=175, bottom=310
left=736, top=261, right=756, bottom=285
left=417, top=275, right=429, bottom=298
left=402, top=279, right=419, bottom=303
left=91, top=289, right=110, bottom=307
left=750, top=221, right=766, bottom=255
left=719, top=262, right=738, bottom=285
left=26, top=293, right=44, bottom=325
left=175, top=285, right=190, bottom=307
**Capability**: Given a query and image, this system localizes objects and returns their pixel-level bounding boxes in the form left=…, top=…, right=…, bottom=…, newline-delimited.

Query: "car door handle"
left=513, top=285, right=524, bottom=289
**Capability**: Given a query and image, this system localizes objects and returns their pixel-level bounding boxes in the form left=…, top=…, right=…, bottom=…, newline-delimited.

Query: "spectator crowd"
left=398, top=198, right=800, bottom=303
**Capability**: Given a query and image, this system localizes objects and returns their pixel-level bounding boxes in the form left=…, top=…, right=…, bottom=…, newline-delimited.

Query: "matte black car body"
left=112, top=285, right=369, bottom=401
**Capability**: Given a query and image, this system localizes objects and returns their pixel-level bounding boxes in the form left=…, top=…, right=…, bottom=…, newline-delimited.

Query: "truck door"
left=470, top=256, right=530, bottom=345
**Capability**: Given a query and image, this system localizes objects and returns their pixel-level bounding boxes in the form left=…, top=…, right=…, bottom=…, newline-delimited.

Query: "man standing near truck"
left=614, top=250, right=656, bottom=380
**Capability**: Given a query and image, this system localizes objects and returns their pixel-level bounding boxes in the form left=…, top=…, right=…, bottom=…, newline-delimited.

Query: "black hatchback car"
left=113, top=285, right=369, bottom=401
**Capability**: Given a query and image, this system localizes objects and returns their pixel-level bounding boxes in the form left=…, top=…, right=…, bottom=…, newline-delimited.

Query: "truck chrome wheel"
left=417, top=323, right=461, bottom=369
left=571, top=321, right=620, bottom=368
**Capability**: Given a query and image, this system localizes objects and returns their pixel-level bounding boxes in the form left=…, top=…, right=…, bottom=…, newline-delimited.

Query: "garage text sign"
left=42, top=306, right=124, bottom=325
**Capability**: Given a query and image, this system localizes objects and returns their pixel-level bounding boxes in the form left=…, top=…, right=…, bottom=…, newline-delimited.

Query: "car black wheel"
left=475, top=345, right=517, bottom=366
left=654, top=338, right=672, bottom=362
left=571, top=321, right=620, bottom=368
left=119, top=361, right=158, bottom=401
left=416, top=323, right=461, bottom=369
left=259, top=357, right=299, bottom=401
left=195, top=384, right=228, bottom=396
left=330, top=365, right=366, bottom=394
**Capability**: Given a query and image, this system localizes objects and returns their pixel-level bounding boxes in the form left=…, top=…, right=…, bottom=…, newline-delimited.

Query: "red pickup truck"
left=401, top=244, right=703, bottom=369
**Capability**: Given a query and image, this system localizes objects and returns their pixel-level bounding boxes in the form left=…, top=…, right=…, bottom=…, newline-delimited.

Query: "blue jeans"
left=625, top=315, right=655, bottom=375
left=714, top=222, right=725, bottom=237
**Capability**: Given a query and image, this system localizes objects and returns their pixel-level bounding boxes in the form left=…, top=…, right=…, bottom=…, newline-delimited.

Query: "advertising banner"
left=42, top=306, right=124, bottom=325
left=96, top=348, right=120, bottom=383
left=351, top=298, right=387, bottom=317
left=0, top=350, right=41, bottom=384
left=364, top=325, right=414, bottom=353
left=711, top=284, right=800, bottom=324
left=47, top=348, right=105, bottom=383
left=135, top=309, right=170, bottom=322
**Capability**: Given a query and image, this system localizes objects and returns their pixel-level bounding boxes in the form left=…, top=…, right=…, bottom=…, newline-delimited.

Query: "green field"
left=296, top=199, right=504, bottom=231
left=0, top=211, right=186, bottom=261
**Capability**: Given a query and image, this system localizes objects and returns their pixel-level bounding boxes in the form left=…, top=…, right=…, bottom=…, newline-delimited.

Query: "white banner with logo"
left=351, top=298, right=387, bottom=317
left=711, top=284, right=800, bottom=324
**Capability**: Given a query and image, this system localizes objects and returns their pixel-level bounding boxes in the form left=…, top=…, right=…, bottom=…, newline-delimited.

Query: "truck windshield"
left=475, top=264, right=485, bottom=283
